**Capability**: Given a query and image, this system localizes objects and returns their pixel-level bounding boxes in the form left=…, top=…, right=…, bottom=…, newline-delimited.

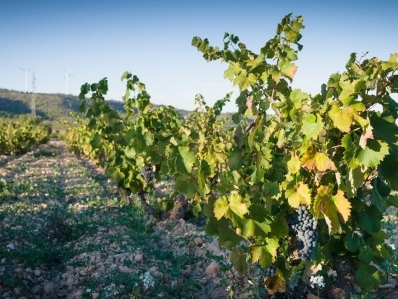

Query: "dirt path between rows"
left=0, top=140, right=264, bottom=299
left=0, top=140, right=397, bottom=299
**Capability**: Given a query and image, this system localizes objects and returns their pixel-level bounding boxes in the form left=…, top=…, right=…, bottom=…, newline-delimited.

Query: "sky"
left=1, top=0, right=397, bottom=112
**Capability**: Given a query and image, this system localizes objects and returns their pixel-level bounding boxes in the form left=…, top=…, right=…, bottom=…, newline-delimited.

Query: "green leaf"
left=370, top=177, right=388, bottom=212
left=359, top=207, right=382, bottom=233
left=341, top=134, right=360, bottom=168
left=302, top=114, right=323, bottom=140
left=355, top=263, right=381, bottom=292
left=344, top=232, right=361, bottom=253
left=178, top=146, right=196, bottom=174
left=90, top=132, right=101, bottom=148
left=357, top=139, right=389, bottom=167
left=230, top=247, right=248, bottom=274
left=285, top=182, right=311, bottom=208
left=233, top=70, right=257, bottom=91
left=250, top=245, right=273, bottom=268
left=193, top=203, right=202, bottom=217
left=358, top=246, right=374, bottom=263
left=270, top=215, right=289, bottom=239
left=175, top=175, right=198, bottom=198
left=279, top=61, right=297, bottom=79
left=218, top=219, right=244, bottom=248
left=214, top=192, right=249, bottom=221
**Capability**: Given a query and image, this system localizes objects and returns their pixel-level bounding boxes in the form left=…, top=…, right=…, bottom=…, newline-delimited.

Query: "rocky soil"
left=0, top=139, right=397, bottom=299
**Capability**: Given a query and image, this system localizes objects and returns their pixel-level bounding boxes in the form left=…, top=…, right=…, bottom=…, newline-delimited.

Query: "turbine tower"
left=63, top=67, right=74, bottom=94
left=19, top=67, right=33, bottom=92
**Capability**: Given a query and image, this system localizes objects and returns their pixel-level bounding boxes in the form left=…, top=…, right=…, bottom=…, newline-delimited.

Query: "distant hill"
left=0, top=88, right=236, bottom=129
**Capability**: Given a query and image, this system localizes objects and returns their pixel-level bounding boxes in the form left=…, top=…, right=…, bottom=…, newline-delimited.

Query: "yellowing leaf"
left=264, top=273, right=286, bottom=295
left=300, top=145, right=336, bottom=172
left=285, top=182, right=311, bottom=208
left=359, top=124, right=374, bottom=149
left=328, top=103, right=353, bottom=133
left=314, top=185, right=350, bottom=234
left=328, top=103, right=368, bottom=133
left=287, top=155, right=301, bottom=174
left=333, top=190, right=352, bottom=222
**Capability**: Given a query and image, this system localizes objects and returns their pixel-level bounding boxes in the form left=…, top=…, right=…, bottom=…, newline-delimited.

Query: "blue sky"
left=1, top=0, right=397, bottom=112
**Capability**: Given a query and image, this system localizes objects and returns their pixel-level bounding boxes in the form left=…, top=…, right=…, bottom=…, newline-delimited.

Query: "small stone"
left=119, top=266, right=133, bottom=274
left=44, top=282, right=54, bottom=294
left=92, top=292, right=100, bottom=299
left=205, top=261, right=219, bottom=275
left=31, top=286, right=40, bottom=294
left=114, top=253, right=126, bottom=262
left=66, top=277, right=74, bottom=286
left=34, top=269, right=41, bottom=276
left=194, top=237, right=204, bottom=246
left=1, top=258, right=6, bottom=264
left=134, top=253, right=143, bottom=262
left=110, top=264, right=117, bottom=270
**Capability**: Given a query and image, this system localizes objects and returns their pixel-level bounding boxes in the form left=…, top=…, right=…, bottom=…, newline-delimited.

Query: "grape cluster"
left=288, top=204, right=318, bottom=261
left=140, top=164, right=154, bottom=184
left=263, top=264, right=276, bottom=278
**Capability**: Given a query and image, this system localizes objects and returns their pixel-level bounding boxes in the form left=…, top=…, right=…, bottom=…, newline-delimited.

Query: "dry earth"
left=0, top=140, right=265, bottom=299
left=0, top=140, right=397, bottom=299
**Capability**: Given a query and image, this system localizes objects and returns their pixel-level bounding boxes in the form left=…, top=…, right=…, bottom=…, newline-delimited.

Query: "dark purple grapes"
left=263, top=264, right=276, bottom=278
left=140, top=164, right=154, bottom=184
left=289, top=204, right=318, bottom=261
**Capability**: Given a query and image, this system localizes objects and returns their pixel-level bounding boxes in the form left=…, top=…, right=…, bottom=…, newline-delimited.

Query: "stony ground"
left=0, top=140, right=397, bottom=299
left=0, top=140, right=265, bottom=299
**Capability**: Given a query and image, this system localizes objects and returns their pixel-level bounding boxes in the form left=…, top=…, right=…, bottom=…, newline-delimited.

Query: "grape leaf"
left=285, top=182, right=311, bottom=208
left=302, top=114, right=323, bottom=140
left=264, top=273, right=286, bottom=295
left=344, top=232, right=361, bottom=253
left=359, top=124, right=374, bottom=149
left=214, top=192, right=249, bottom=221
left=287, top=155, right=301, bottom=174
left=332, top=190, right=352, bottom=223
left=178, top=146, right=196, bottom=173
left=341, top=133, right=360, bottom=168
left=301, top=146, right=336, bottom=172
left=250, top=245, right=273, bottom=268
left=355, top=263, right=381, bottom=292
left=230, top=247, right=248, bottom=274
left=357, top=139, right=389, bottom=167
left=328, top=104, right=353, bottom=133
left=313, top=184, right=343, bottom=234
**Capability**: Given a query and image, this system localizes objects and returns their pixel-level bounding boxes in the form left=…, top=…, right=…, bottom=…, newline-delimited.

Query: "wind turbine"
left=63, top=67, right=74, bottom=94
left=19, top=67, right=33, bottom=92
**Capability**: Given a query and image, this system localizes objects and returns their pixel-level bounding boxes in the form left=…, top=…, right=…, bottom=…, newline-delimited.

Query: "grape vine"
left=65, top=13, right=398, bottom=296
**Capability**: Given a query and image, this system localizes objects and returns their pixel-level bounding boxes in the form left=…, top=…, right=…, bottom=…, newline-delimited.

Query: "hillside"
left=0, top=89, right=235, bottom=128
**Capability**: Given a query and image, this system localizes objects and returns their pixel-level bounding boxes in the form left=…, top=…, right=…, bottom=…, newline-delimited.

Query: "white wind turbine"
left=63, top=67, right=75, bottom=94
left=19, top=67, right=33, bottom=92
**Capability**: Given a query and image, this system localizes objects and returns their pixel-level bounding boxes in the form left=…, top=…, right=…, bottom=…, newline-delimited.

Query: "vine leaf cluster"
left=65, top=13, right=398, bottom=295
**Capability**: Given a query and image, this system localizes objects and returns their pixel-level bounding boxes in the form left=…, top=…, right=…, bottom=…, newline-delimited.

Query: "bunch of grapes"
left=288, top=204, right=318, bottom=261
left=140, top=164, right=154, bottom=184
left=263, top=264, right=276, bottom=278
